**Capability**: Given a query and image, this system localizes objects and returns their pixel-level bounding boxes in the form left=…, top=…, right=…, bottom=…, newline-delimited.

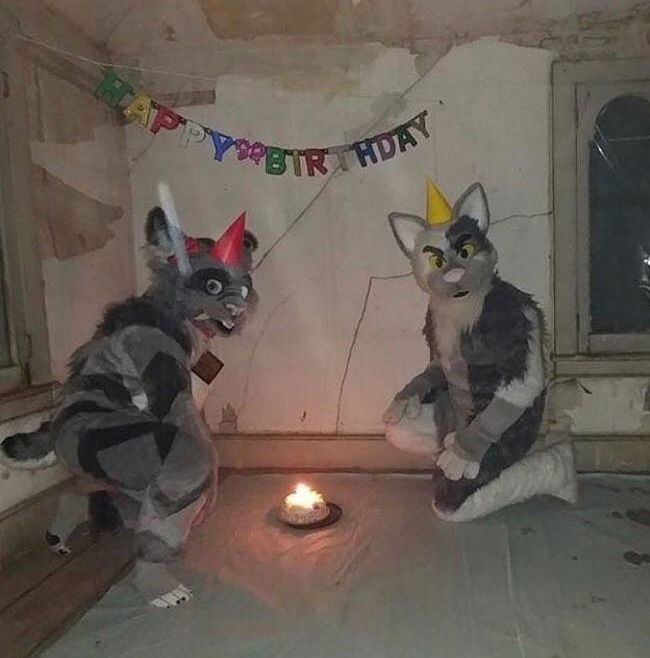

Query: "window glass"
left=589, top=94, right=650, bottom=334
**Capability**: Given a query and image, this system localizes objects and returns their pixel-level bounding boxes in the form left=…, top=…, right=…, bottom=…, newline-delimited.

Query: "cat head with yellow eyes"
left=389, top=182, right=498, bottom=301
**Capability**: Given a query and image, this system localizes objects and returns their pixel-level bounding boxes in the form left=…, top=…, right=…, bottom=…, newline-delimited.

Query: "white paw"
left=437, top=434, right=480, bottom=481
left=149, top=584, right=193, bottom=609
left=46, top=532, right=71, bottom=556
left=49, top=542, right=71, bottom=556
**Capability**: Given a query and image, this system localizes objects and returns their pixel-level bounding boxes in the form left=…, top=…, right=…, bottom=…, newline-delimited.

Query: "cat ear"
left=146, top=207, right=174, bottom=254
left=388, top=213, right=427, bottom=257
left=145, top=206, right=187, bottom=264
left=453, top=182, right=490, bottom=232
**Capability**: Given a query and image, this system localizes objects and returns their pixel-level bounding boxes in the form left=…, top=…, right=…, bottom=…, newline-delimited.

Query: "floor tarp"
left=42, top=473, right=650, bottom=658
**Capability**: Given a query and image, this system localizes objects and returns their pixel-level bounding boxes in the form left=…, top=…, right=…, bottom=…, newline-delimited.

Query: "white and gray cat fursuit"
left=384, top=182, right=577, bottom=521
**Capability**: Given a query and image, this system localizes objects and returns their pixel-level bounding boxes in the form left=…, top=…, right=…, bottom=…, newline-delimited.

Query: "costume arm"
left=455, top=308, right=544, bottom=462
left=395, top=362, right=447, bottom=400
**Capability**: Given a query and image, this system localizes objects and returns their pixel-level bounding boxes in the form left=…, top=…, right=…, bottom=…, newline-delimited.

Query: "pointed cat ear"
left=145, top=206, right=186, bottom=260
left=388, top=213, right=427, bottom=257
left=453, top=183, right=490, bottom=232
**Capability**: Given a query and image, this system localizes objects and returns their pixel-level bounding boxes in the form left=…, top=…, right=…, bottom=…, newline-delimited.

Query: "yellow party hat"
left=426, top=177, right=452, bottom=225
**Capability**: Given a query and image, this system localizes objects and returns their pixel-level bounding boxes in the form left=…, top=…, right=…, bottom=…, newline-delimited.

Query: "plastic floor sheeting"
left=42, top=473, right=650, bottom=658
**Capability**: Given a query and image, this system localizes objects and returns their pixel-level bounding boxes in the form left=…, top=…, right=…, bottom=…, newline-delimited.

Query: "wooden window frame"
left=0, top=11, right=55, bottom=416
left=552, top=58, right=650, bottom=376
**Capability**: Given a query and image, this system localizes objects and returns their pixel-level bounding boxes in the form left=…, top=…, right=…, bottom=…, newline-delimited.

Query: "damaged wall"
left=0, top=0, right=135, bottom=523
left=113, top=1, right=650, bottom=471
left=127, top=36, right=552, bottom=435
left=1, top=0, right=646, bottom=470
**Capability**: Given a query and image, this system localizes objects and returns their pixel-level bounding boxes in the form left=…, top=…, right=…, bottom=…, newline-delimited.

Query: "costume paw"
left=382, top=395, right=420, bottom=423
left=45, top=531, right=71, bottom=556
left=149, top=584, right=193, bottom=609
left=436, top=433, right=480, bottom=481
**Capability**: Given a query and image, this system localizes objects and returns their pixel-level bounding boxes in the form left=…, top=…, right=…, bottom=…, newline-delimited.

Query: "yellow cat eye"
left=458, top=242, right=476, bottom=259
left=428, top=254, right=445, bottom=269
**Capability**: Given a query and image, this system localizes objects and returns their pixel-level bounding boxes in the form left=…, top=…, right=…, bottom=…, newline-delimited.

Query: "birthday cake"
left=280, top=484, right=330, bottom=525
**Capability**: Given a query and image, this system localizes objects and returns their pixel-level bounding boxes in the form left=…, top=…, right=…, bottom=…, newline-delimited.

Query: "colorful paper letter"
left=353, top=140, right=378, bottom=167
left=123, top=93, right=152, bottom=127
left=211, top=131, right=235, bottom=161
left=94, top=70, right=133, bottom=107
left=179, top=120, right=206, bottom=147
left=304, top=149, right=328, bottom=176
left=150, top=105, right=181, bottom=134
left=375, top=133, right=396, bottom=161
left=409, top=111, right=430, bottom=139
left=395, top=125, right=418, bottom=152
left=265, top=146, right=287, bottom=175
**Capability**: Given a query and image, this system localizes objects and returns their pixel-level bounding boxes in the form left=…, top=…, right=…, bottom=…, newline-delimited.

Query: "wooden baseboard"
left=215, top=433, right=650, bottom=473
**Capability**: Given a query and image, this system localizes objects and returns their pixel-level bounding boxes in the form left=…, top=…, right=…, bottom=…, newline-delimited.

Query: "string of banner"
left=94, top=69, right=431, bottom=178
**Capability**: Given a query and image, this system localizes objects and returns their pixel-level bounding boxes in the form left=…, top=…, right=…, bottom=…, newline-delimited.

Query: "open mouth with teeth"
left=192, top=315, right=237, bottom=338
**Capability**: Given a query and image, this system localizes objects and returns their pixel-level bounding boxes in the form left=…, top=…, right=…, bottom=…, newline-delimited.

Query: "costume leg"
left=433, top=393, right=545, bottom=513
left=55, top=402, right=216, bottom=607
left=385, top=392, right=453, bottom=457
left=46, top=492, right=89, bottom=555
left=133, top=420, right=215, bottom=608
left=111, top=492, right=140, bottom=530
left=433, top=441, right=577, bottom=522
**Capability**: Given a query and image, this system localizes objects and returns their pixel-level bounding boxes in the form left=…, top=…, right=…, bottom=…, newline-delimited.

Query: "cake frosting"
left=280, top=484, right=330, bottom=525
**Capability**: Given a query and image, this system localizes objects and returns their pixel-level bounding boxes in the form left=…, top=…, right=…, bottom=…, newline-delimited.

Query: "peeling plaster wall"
left=0, top=1, right=135, bottom=517
left=118, top=2, right=650, bottom=454
left=127, top=38, right=552, bottom=434
left=26, top=71, right=135, bottom=382
left=2, top=1, right=645, bottom=465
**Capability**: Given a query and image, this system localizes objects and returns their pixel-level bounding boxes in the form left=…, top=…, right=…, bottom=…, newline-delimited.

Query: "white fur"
left=132, top=391, right=149, bottom=411
left=433, top=441, right=578, bottom=522
left=158, top=182, right=191, bottom=276
left=388, top=213, right=427, bottom=256
left=494, top=308, right=544, bottom=409
left=431, top=292, right=486, bottom=365
left=0, top=450, right=57, bottom=470
left=0, top=413, right=56, bottom=471
left=384, top=403, right=443, bottom=456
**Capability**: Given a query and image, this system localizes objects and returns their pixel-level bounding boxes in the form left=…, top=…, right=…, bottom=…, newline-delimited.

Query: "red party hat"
left=210, top=212, right=246, bottom=266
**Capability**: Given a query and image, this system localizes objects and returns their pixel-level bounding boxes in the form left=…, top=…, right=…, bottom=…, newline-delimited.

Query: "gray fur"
left=386, top=182, right=546, bottom=513
left=0, top=203, right=258, bottom=601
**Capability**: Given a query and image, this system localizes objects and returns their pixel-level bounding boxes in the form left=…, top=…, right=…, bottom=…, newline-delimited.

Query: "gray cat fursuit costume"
left=384, top=181, right=577, bottom=521
left=1, top=195, right=257, bottom=607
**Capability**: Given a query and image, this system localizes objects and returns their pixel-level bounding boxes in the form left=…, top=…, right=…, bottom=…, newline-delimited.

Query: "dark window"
left=589, top=94, right=650, bottom=334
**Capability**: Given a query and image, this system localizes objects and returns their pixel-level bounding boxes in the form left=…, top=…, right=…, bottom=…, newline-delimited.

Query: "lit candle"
left=280, top=483, right=331, bottom=526
left=284, top=483, right=324, bottom=510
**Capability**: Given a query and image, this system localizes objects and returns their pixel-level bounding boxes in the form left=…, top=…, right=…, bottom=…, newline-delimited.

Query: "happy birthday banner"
left=94, top=69, right=430, bottom=177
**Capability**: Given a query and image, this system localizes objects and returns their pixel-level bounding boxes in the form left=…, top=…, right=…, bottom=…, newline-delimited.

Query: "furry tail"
left=0, top=421, right=57, bottom=470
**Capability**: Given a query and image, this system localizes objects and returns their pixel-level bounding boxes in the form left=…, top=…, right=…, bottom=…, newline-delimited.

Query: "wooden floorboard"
left=0, top=530, right=132, bottom=658
left=0, top=530, right=94, bottom=614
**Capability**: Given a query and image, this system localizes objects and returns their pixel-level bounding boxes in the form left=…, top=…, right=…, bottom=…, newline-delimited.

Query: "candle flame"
left=285, top=483, right=323, bottom=509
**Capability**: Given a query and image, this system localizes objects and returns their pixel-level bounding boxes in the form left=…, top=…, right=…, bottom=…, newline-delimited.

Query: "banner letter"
left=353, top=140, right=378, bottom=167
left=150, top=105, right=181, bottom=134
left=179, top=120, right=206, bottom=147
left=375, top=133, right=396, bottom=161
left=94, top=69, right=133, bottom=107
left=265, top=146, right=287, bottom=175
left=210, top=131, right=235, bottom=161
